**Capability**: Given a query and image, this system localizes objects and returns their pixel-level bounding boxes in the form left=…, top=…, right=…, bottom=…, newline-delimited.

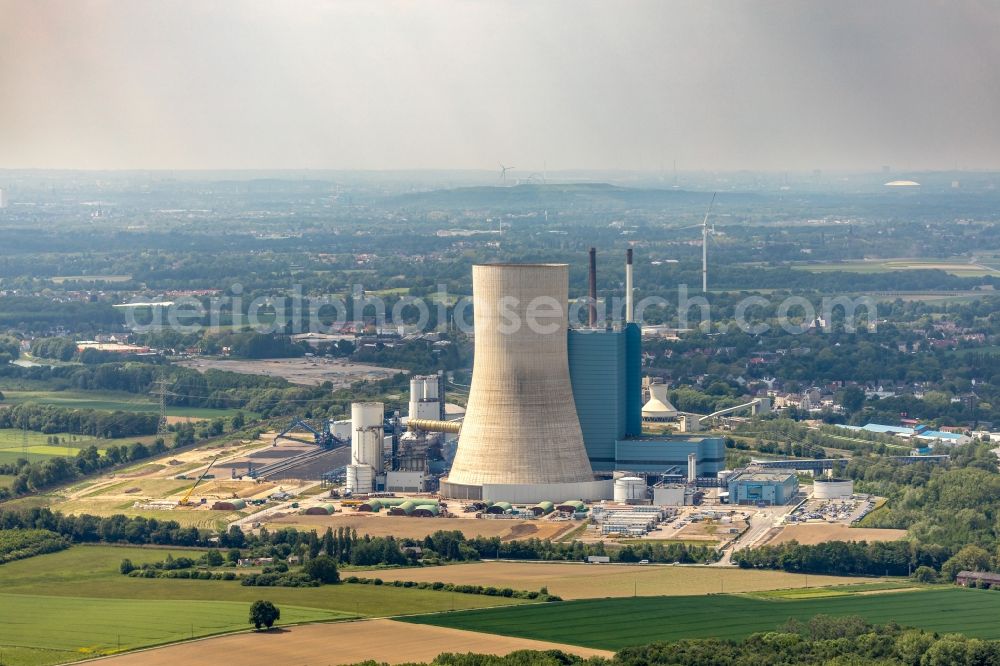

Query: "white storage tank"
left=330, top=419, right=352, bottom=442
left=614, top=476, right=647, bottom=504
left=346, top=464, right=374, bottom=494
left=813, top=478, right=854, bottom=499
left=351, top=402, right=385, bottom=473
left=717, top=469, right=735, bottom=484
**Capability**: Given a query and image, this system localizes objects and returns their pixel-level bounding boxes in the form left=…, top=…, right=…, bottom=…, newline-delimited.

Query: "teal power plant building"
left=567, top=249, right=724, bottom=479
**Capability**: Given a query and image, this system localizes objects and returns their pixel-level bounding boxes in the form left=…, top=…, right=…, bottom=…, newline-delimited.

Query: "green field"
left=0, top=545, right=526, bottom=665
left=0, top=594, right=340, bottom=666
left=790, top=258, right=999, bottom=277
left=403, top=588, right=1000, bottom=650
left=1, top=389, right=246, bottom=419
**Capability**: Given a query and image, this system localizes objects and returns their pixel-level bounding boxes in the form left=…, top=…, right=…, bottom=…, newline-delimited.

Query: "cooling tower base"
left=440, top=478, right=613, bottom=504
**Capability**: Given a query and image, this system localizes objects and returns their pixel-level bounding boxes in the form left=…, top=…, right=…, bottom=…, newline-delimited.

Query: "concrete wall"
left=448, top=264, right=594, bottom=486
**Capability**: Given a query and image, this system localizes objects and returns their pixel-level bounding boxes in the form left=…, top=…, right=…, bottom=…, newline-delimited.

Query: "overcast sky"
left=2, top=0, right=998, bottom=171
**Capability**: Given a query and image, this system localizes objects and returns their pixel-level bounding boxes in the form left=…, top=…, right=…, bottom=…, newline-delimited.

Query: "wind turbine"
left=499, top=162, right=515, bottom=183
left=700, top=193, right=717, bottom=293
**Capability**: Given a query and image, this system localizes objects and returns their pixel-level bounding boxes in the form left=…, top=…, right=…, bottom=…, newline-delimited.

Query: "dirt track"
left=94, top=618, right=613, bottom=665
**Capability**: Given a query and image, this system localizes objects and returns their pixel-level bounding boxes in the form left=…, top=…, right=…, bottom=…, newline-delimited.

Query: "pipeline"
left=407, top=418, right=462, bottom=434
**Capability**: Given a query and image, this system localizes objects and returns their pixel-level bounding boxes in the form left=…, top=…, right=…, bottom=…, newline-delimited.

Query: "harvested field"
left=354, top=561, right=876, bottom=600
left=267, top=514, right=576, bottom=541
left=766, top=524, right=908, bottom=546
left=95, top=618, right=613, bottom=666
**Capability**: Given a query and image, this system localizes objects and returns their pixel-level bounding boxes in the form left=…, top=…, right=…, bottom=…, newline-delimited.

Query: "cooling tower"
left=442, top=263, right=610, bottom=503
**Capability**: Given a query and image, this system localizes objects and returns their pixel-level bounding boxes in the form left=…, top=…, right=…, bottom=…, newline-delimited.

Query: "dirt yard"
left=352, top=561, right=879, bottom=599
left=96, top=619, right=613, bottom=665
left=176, top=356, right=402, bottom=387
left=766, top=524, right=908, bottom=546
left=266, top=513, right=576, bottom=541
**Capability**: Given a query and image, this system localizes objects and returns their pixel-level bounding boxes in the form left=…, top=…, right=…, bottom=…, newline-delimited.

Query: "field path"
left=91, top=618, right=613, bottom=665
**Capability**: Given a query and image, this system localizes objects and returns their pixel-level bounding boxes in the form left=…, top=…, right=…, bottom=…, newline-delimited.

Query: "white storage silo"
left=614, top=476, right=647, bottom=504
left=351, top=402, right=385, bottom=474
left=346, top=464, right=374, bottom=494
left=813, top=478, right=854, bottom=499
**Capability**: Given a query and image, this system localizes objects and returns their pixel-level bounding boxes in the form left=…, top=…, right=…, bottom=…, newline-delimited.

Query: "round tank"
left=813, top=478, right=854, bottom=499
left=346, top=464, right=374, bottom=494
left=423, top=375, right=439, bottom=400
left=351, top=402, right=385, bottom=472
left=446, top=264, right=594, bottom=487
left=614, top=476, right=647, bottom=503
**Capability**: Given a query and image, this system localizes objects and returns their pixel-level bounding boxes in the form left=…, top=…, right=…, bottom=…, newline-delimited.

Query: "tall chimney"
left=588, top=247, right=597, bottom=327
left=625, top=248, right=634, bottom=324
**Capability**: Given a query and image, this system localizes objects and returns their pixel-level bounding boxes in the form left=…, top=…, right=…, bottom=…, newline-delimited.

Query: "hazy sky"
left=2, top=0, right=998, bottom=171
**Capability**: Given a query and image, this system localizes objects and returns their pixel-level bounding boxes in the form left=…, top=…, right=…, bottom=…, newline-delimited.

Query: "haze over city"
left=2, top=0, right=999, bottom=172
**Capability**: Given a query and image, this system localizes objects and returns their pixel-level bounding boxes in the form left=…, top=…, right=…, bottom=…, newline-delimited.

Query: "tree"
left=838, top=386, right=865, bottom=413
left=249, top=600, right=280, bottom=630
left=303, top=554, right=340, bottom=584
left=912, top=565, right=938, bottom=583
left=119, top=558, right=135, bottom=574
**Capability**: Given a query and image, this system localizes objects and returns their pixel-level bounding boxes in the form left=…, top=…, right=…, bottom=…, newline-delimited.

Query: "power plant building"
left=567, top=324, right=642, bottom=468
left=727, top=470, right=799, bottom=505
left=439, top=254, right=727, bottom=503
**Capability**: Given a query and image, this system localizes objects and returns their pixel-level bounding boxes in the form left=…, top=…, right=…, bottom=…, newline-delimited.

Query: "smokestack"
left=625, top=248, right=634, bottom=324
left=588, top=247, right=597, bottom=327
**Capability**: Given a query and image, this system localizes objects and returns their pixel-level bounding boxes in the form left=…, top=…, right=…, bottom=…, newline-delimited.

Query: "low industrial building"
left=727, top=470, right=799, bottom=505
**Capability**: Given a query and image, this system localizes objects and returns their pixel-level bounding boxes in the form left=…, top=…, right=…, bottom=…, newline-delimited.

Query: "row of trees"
left=0, top=403, right=159, bottom=438
left=0, top=438, right=169, bottom=499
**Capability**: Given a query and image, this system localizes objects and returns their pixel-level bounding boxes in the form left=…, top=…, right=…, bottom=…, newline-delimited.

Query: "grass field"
left=0, top=545, right=528, bottom=666
left=355, top=561, right=874, bottom=600
left=1, top=390, right=246, bottom=419
left=404, top=587, right=1000, bottom=650
left=0, top=594, right=341, bottom=666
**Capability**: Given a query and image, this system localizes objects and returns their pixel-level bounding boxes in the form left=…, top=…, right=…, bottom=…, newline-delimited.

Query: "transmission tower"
left=154, top=379, right=168, bottom=436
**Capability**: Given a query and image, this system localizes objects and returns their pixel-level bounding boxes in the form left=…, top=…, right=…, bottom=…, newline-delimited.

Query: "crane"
left=179, top=455, right=221, bottom=506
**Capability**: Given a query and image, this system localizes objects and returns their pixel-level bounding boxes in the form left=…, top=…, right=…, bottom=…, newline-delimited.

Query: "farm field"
left=405, top=587, right=1000, bottom=650
left=767, top=524, right=908, bottom=546
left=0, top=594, right=341, bottom=666
left=268, top=513, right=576, bottom=541
left=95, top=618, right=614, bottom=666
left=790, top=258, right=999, bottom=277
left=354, top=561, right=877, bottom=599
left=0, top=389, right=246, bottom=419
left=0, top=545, right=527, bottom=666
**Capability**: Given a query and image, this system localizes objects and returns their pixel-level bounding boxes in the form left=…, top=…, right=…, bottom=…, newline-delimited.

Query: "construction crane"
left=179, top=455, right=221, bottom=506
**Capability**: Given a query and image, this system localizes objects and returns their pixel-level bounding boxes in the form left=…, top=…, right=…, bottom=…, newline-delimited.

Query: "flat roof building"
left=727, top=470, right=798, bottom=505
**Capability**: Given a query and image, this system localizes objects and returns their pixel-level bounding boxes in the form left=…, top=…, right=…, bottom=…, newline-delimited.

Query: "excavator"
left=178, top=454, right=221, bottom=506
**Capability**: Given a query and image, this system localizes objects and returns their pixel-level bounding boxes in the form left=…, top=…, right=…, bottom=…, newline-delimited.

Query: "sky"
left=1, top=0, right=999, bottom=172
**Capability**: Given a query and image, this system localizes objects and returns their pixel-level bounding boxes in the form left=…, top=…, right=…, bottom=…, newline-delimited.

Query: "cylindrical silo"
left=445, top=264, right=595, bottom=490
left=351, top=402, right=385, bottom=473
left=614, top=476, right=647, bottom=503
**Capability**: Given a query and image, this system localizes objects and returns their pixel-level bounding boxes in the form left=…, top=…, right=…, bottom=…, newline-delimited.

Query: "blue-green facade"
left=727, top=471, right=798, bottom=505
left=614, top=436, right=726, bottom=475
left=568, top=324, right=642, bottom=469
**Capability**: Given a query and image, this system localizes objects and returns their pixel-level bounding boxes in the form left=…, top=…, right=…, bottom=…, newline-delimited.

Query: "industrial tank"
left=614, top=476, right=647, bottom=503
left=351, top=402, right=384, bottom=473
left=446, top=264, right=594, bottom=488
left=813, top=478, right=854, bottom=499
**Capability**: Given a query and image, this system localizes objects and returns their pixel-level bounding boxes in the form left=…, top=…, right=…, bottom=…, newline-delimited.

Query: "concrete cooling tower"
left=441, top=263, right=612, bottom=503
